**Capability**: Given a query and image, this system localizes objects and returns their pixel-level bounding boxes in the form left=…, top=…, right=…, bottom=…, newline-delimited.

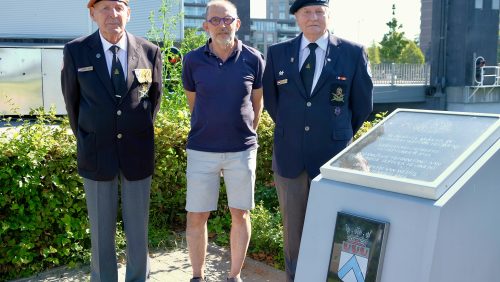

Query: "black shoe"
left=190, top=277, right=206, bottom=282
left=227, top=277, right=242, bottom=282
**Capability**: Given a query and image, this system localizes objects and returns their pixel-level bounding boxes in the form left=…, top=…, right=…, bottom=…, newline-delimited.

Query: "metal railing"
left=468, top=65, right=500, bottom=100
left=474, top=66, right=500, bottom=86
left=371, top=63, right=430, bottom=85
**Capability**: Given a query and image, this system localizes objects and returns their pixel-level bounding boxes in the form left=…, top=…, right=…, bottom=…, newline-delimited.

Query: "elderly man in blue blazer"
left=262, top=0, right=373, bottom=280
left=61, top=0, right=162, bottom=281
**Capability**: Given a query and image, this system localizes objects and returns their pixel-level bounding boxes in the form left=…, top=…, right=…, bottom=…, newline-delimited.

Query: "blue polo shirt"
left=182, top=39, right=264, bottom=152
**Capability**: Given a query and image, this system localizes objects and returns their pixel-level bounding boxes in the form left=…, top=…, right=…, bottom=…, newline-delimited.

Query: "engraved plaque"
left=320, top=109, right=500, bottom=199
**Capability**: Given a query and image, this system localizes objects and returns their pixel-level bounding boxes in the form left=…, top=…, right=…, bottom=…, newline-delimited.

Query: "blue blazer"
left=263, top=34, right=373, bottom=178
left=61, top=31, right=162, bottom=181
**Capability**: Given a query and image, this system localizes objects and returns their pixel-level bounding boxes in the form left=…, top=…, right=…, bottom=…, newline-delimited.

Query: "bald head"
left=205, top=0, right=238, bottom=19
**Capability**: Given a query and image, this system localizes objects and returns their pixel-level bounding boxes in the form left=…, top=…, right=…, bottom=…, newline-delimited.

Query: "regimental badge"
left=332, top=87, right=344, bottom=102
left=330, top=85, right=346, bottom=106
left=305, top=63, right=311, bottom=69
left=114, top=68, right=120, bottom=75
left=279, top=70, right=284, bottom=76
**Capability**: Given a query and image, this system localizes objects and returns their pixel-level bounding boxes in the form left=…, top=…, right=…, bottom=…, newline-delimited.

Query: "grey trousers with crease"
left=274, top=171, right=311, bottom=282
left=83, top=172, right=151, bottom=282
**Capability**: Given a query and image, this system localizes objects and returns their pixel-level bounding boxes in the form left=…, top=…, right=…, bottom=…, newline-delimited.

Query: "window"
left=493, top=0, right=499, bottom=10
left=475, top=0, right=483, bottom=9
left=185, top=18, right=205, bottom=28
left=184, top=6, right=205, bottom=17
left=266, top=33, right=274, bottom=43
left=254, top=33, right=264, bottom=42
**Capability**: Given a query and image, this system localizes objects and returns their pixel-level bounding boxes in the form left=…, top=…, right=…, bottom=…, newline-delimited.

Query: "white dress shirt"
left=299, top=31, right=329, bottom=93
left=99, top=32, right=128, bottom=81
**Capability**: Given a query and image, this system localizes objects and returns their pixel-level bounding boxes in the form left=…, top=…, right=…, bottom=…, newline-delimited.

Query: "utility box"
left=0, top=45, right=65, bottom=115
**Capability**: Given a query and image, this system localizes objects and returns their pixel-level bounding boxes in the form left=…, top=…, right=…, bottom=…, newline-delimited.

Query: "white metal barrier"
left=371, top=63, right=430, bottom=85
left=469, top=64, right=500, bottom=100
left=475, top=66, right=500, bottom=86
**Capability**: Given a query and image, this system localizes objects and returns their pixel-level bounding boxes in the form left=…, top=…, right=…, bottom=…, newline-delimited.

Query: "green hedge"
left=0, top=107, right=277, bottom=280
left=0, top=114, right=88, bottom=280
left=0, top=105, right=383, bottom=280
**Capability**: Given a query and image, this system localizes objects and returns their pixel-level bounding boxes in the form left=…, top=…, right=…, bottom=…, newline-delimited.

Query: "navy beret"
left=289, top=0, right=329, bottom=14
left=87, top=0, right=129, bottom=8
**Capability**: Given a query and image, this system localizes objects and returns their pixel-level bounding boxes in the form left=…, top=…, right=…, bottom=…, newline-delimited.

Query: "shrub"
left=248, top=203, right=284, bottom=269
left=0, top=111, right=89, bottom=280
left=0, top=106, right=384, bottom=280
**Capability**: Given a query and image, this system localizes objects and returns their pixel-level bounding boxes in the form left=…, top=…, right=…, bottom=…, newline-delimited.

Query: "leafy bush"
left=0, top=107, right=384, bottom=280
left=248, top=203, right=284, bottom=269
left=0, top=111, right=89, bottom=280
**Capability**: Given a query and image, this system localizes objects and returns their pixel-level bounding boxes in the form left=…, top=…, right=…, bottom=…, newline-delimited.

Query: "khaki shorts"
left=185, top=148, right=257, bottom=212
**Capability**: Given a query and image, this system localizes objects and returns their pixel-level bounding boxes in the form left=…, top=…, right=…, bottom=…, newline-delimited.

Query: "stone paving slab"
left=11, top=243, right=284, bottom=282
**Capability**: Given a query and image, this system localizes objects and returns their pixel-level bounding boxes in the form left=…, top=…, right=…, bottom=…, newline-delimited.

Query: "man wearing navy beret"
left=61, top=0, right=162, bottom=280
left=263, top=0, right=373, bottom=280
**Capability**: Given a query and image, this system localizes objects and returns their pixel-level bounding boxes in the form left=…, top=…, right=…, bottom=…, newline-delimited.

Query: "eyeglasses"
left=207, top=16, right=236, bottom=26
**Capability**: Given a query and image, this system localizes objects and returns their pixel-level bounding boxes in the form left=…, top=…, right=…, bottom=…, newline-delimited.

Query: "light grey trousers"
left=274, top=171, right=311, bottom=282
left=83, top=172, right=151, bottom=282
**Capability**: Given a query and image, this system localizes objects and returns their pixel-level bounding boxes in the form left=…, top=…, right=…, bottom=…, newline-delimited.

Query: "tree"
left=399, top=40, right=425, bottom=64
left=379, top=4, right=409, bottom=63
left=367, top=41, right=381, bottom=64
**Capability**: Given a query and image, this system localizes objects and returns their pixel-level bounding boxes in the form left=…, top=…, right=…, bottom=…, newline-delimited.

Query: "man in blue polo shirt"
left=181, top=1, right=264, bottom=281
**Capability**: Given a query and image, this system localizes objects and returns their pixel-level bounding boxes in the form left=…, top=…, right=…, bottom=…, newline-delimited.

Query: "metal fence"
left=371, top=63, right=430, bottom=85
left=475, top=66, right=500, bottom=86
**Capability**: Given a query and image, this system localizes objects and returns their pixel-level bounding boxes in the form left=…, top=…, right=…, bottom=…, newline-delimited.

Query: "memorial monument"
left=295, top=109, right=500, bottom=282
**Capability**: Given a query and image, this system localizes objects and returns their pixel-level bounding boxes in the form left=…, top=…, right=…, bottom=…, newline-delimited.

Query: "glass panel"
left=475, top=0, right=483, bottom=9
left=492, top=0, right=499, bottom=10
left=330, top=111, right=497, bottom=182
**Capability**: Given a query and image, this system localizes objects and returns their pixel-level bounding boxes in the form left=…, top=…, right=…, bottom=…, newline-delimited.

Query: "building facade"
left=184, top=0, right=251, bottom=44
left=251, top=0, right=300, bottom=55
left=0, top=0, right=182, bottom=43
left=420, top=0, right=433, bottom=61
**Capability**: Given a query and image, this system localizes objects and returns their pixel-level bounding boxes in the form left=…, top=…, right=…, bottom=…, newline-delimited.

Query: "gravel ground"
left=10, top=243, right=284, bottom=282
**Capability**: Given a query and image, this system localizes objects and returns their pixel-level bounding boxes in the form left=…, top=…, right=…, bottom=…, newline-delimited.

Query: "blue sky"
left=250, top=0, right=421, bottom=46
